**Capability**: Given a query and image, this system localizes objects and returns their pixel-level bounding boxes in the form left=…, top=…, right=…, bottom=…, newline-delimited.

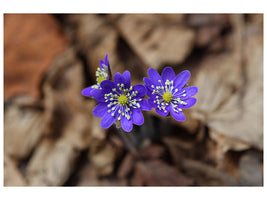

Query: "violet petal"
left=100, top=111, right=118, bottom=129
left=100, top=80, right=116, bottom=91
left=91, top=89, right=106, bottom=102
left=133, top=84, right=146, bottom=98
left=93, top=103, right=108, bottom=117
left=132, top=109, right=144, bottom=125
left=114, top=72, right=126, bottom=85
left=178, top=97, right=197, bottom=109
left=174, top=70, right=191, bottom=90
left=161, top=67, right=175, bottom=83
left=170, top=107, right=186, bottom=121
left=180, top=86, right=198, bottom=100
left=121, top=115, right=133, bottom=132
left=81, top=86, right=94, bottom=96
left=122, top=70, right=131, bottom=89
left=140, top=99, right=152, bottom=111
left=148, top=68, right=163, bottom=84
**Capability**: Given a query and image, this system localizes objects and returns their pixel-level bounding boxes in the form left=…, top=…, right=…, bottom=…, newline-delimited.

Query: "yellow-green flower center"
left=163, top=91, right=173, bottom=103
left=97, top=77, right=107, bottom=84
left=118, top=94, right=128, bottom=105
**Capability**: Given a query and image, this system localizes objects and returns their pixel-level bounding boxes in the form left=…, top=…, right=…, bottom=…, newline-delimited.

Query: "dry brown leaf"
left=208, top=130, right=250, bottom=165
left=117, top=153, right=135, bottom=179
left=246, top=14, right=263, bottom=25
left=116, top=14, right=195, bottom=70
left=195, top=25, right=223, bottom=48
left=238, top=150, right=263, bottom=186
left=26, top=113, right=91, bottom=186
left=4, top=14, right=67, bottom=99
left=24, top=48, right=95, bottom=186
left=77, top=163, right=127, bottom=186
left=42, top=48, right=87, bottom=137
left=26, top=139, right=54, bottom=182
left=140, top=144, right=165, bottom=159
left=158, top=14, right=185, bottom=24
left=187, top=14, right=229, bottom=27
left=131, top=160, right=194, bottom=186
left=65, top=14, right=125, bottom=77
left=62, top=113, right=92, bottom=150
left=90, top=115, right=107, bottom=142
left=162, top=137, right=195, bottom=168
left=180, top=158, right=238, bottom=186
left=89, top=142, right=117, bottom=176
left=4, top=101, right=46, bottom=159
left=193, top=15, right=263, bottom=149
left=26, top=138, right=80, bottom=186
left=76, top=163, right=99, bottom=186
left=4, top=155, right=27, bottom=186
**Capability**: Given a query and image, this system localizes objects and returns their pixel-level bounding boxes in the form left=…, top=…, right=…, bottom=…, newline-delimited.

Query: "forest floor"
left=4, top=14, right=263, bottom=186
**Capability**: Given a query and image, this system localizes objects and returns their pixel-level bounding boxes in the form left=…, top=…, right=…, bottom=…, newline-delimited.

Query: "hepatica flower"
left=144, top=67, right=198, bottom=121
left=82, top=54, right=198, bottom=133
left=91, top=71, right=151, bottom=132
left=82, top=54, right=110, bottom=96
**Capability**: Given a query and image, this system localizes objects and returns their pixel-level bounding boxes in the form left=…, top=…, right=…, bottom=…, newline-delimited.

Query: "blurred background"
left=4, top=14, right=263, bottom=186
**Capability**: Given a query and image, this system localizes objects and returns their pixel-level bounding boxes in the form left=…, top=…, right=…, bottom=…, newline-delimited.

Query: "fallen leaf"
left=208, top=130, right=250, bottom=165
left=117, top=153, right=135, bottom=179
left=131, top=160, right=194, bottom=186
left=4, top=155, right=27, bottom=186
left=140, top=144, right=165, bottom=159
left=77, top=163, right=127, bottom=186
left=26, top=138, right=80, bottom=186
left=116, top=14, right=195, bottom=70
left=193, top=15, right=263, bottom=149
left=180, top=158, right=238, bottom=186
left=4, top=14, right=67, bottom=99
left=238, top=150, right=263, bottom=186
left=187, top=14, right=229, bottom=27
left=4, top=101, right=46, bottom=159
left=90, top=142, right=117, bottom=176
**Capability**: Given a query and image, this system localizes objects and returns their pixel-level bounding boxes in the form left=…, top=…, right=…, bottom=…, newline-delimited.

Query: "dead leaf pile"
left=4, top=14, right=263, bottom=186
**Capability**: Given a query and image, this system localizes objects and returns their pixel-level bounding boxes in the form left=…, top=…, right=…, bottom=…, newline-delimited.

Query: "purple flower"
left=82, top=54, right=110, bottom=97
left=144, top=67, right=198, bottom=121
left=92, top=71, right=151, bottom=132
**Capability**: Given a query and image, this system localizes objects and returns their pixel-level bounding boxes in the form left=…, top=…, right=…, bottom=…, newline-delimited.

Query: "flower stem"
left=116, top=127, right=139, bottom=158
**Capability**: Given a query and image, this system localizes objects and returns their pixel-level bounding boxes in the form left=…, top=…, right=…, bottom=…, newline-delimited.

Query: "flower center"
left=163, top=91, right=173, bottom=103
left=97, top=77, right=107, bottom=84
left=118, top=94, right=128, bottom=105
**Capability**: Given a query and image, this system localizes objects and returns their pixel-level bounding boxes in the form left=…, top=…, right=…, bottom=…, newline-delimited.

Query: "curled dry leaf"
left=42, top=48, right=88, bottom=137
left=116, top=14, right=195, bottom=70
left=193, top=15, right=263, bottom=149
left=4, top=102, right=46, bottom=159
left=25, top=48, right=95, bottom=186
left=26, top=138, right=80, bottom=186
left=65, top=14, right=125, bottom=77
left=207, top=130, right=250, bottom=165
